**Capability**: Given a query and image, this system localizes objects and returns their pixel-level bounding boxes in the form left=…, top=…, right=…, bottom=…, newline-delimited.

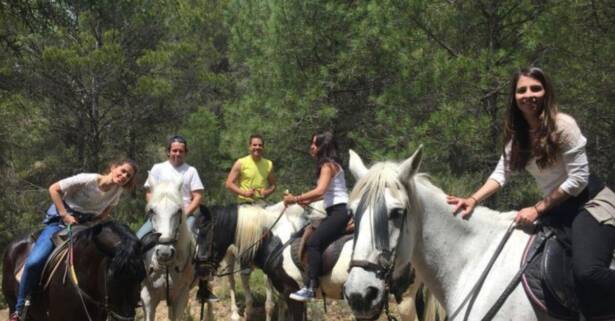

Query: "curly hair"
left=503, top=67, right=561, bottom=171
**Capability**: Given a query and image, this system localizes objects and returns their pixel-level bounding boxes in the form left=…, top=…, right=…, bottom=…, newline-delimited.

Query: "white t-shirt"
left=489, top=113, right=589, bottom=197
left=58, top=173, right=124, bottom=215
left=144, top=161, right=204, bottom=208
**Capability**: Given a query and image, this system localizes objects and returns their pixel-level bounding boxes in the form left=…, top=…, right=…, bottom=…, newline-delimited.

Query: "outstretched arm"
left=447, top=178, right=501, bottom=219
left=49, top=182, right=77, bottom=225
left=284, top=163, right=335, bottom=205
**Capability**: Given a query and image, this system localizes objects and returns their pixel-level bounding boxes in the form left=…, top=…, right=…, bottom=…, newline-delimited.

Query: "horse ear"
left=140, top=232, right=161, bottom=253
left=349, top=149, right=368, bottom=180
left=398, top=145, right=423, bottom=183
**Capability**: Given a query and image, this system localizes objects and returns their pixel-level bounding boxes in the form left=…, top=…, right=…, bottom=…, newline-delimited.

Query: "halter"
left=348, top=207, right=408, bottom=321
left=67, top=225, right=137, bottom=321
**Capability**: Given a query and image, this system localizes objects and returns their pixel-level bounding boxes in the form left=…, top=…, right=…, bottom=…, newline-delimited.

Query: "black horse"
left=2, top=221, right=159, bottom=321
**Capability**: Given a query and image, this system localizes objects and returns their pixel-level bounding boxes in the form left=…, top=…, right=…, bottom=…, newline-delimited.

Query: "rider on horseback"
left=226, top=133, right=277, bottom=206
left=447, top=67, right=615, bottom=317
left=9, top=158, right=138, bottom=321
left=284, top=131, right=351, bottom=301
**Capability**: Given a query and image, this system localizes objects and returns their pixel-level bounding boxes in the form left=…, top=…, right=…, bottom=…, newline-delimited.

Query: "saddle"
left=521, top=227, right=615, bottom=320
left=290, top=218, right=354, bottom=276
left=15, top=225, right=89, bottom=289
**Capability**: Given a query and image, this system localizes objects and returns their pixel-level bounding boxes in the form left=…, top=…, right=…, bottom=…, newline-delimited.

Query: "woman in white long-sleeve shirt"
left=447, top=67, right=615, bottom=317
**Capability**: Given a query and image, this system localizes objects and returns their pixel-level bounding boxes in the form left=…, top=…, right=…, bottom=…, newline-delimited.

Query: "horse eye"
left=390, top=209, right=403, bottom=220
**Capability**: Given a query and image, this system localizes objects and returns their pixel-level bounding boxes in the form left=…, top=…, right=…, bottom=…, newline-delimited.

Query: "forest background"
left=1, top=0, right=614, bottom=263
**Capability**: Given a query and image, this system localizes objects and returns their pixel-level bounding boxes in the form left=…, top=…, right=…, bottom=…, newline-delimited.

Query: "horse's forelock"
left=148, top=181, right=183, bottom=209
left=107, top=223, right=145, bottom=280
left=350, top=162, right=406, bottom=251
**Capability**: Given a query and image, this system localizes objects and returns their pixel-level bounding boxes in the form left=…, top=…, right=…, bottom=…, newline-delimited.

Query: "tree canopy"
left=1, top=0, right=614, bottom=253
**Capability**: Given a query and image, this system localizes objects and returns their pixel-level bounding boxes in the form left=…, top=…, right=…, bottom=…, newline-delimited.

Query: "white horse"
left=343, top=147, right=595, bottom=321
left=196, top=201, right=440, bottom=321
left=141, top=176, right=212, bottom=321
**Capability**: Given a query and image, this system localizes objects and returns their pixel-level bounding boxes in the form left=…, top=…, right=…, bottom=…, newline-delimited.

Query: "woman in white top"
left=284, top=131, right=350, bottom=301
left=447, top=67, right=615, bottom=317
left=10, top=159, right=137, bottom=321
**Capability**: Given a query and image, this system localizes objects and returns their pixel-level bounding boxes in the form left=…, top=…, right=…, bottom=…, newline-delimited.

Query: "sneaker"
left=289, top=287, right=314, bottom=302
left=9, top=312, right=21, bottom=321
left=197, top=286, right=219, bottom=303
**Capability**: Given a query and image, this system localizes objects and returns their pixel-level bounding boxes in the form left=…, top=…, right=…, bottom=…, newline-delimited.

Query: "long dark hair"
left=312, top=131, right=342, bottom=177
left=104, top=158, right=139, bottom=190
left=504, top=67, right=561, bottom=171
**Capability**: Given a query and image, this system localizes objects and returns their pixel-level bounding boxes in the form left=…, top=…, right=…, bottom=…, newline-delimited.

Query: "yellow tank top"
left=237, top=155, right=273, bottom=202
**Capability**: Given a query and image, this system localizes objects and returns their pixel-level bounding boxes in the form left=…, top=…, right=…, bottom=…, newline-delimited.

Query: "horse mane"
left=235, top=205, right=277, bottom=264
left=146, top=180, right=183, bottom=211
left=74, top=221, right=145, bottom=280
left=349, top=161, right=422, bottom=251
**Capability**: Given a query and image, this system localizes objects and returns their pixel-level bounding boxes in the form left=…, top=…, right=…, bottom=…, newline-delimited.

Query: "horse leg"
left=398, top=281, right=419, bottom=321
left=276, top=298, right=288, bottom=321
left=264, top=276, right=274, bottom=321
left=284, top=298, right=306, bottom=321
left=421, top=286, right=446, bottom=321
left=170, top=288, right=191, bottom=321
left=141, top=287, right=159, bottom=321
left=206, top=301, right=214, bottom=321
left=226, top=253, right=242, bottom=321
left=240, top=269, right=254, bottom=320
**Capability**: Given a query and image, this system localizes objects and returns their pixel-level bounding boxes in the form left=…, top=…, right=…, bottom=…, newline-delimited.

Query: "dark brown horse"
left=2, top=221, right=159, bottom=321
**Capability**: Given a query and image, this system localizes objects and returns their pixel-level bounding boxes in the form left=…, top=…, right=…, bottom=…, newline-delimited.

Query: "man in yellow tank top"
left=225, top=134, right=277, bottom=204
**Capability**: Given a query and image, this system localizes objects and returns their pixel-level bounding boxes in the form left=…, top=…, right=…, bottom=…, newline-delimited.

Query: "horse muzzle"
left=344, top=267, right=387, bottom=320
left=154, top=244, right=176, bottom=263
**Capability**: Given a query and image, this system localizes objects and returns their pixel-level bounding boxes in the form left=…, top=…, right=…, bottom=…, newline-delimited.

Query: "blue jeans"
left=16, top=223, right=63, bottom=312
left=136, top=215, right=196, bottom=239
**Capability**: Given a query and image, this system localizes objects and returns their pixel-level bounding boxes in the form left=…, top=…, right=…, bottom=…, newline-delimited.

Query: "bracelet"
left=533, top=204, right=541, bottom=215
left=469, top=196, right=479, bottom=204
left=295, top=195, right=301, bottom=203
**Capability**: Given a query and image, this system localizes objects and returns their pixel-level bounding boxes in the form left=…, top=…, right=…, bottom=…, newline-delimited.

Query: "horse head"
left=82, top=222, right=159, bottom=321
left=193, top=205, right=239, bottom=278
left=146, top=174, right=184, bottom=263
left=344, top=147, right=423, bottom=320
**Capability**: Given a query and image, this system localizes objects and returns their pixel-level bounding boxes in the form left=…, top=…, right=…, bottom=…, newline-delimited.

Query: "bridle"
left=194, top=212, right=220, bottom=275
left=348, top=207, right=408, bottom=321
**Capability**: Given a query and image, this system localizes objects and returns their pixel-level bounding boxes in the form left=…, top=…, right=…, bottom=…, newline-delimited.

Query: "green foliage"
left=1, top=0, right=615, bottom=261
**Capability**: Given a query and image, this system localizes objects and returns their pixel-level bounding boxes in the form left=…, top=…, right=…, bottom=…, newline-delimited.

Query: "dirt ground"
left=145, top=277, right=401, bottom=321
left=1, top=276, right=403, bottom=321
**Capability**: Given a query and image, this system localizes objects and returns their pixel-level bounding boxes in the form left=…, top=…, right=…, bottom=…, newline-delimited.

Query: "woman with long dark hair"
left=447, top=67, right=615, bottom=317
left=9, top=158, right=138, bottom=321
left=284, top=131, right=350, bottom=301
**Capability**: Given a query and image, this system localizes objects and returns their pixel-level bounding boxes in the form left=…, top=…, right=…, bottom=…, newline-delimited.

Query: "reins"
left=445, top=221, right=515, bottom=321
left=447, top=221, right=552, bottom=321
left=214, top=206, right=288, bottom=277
